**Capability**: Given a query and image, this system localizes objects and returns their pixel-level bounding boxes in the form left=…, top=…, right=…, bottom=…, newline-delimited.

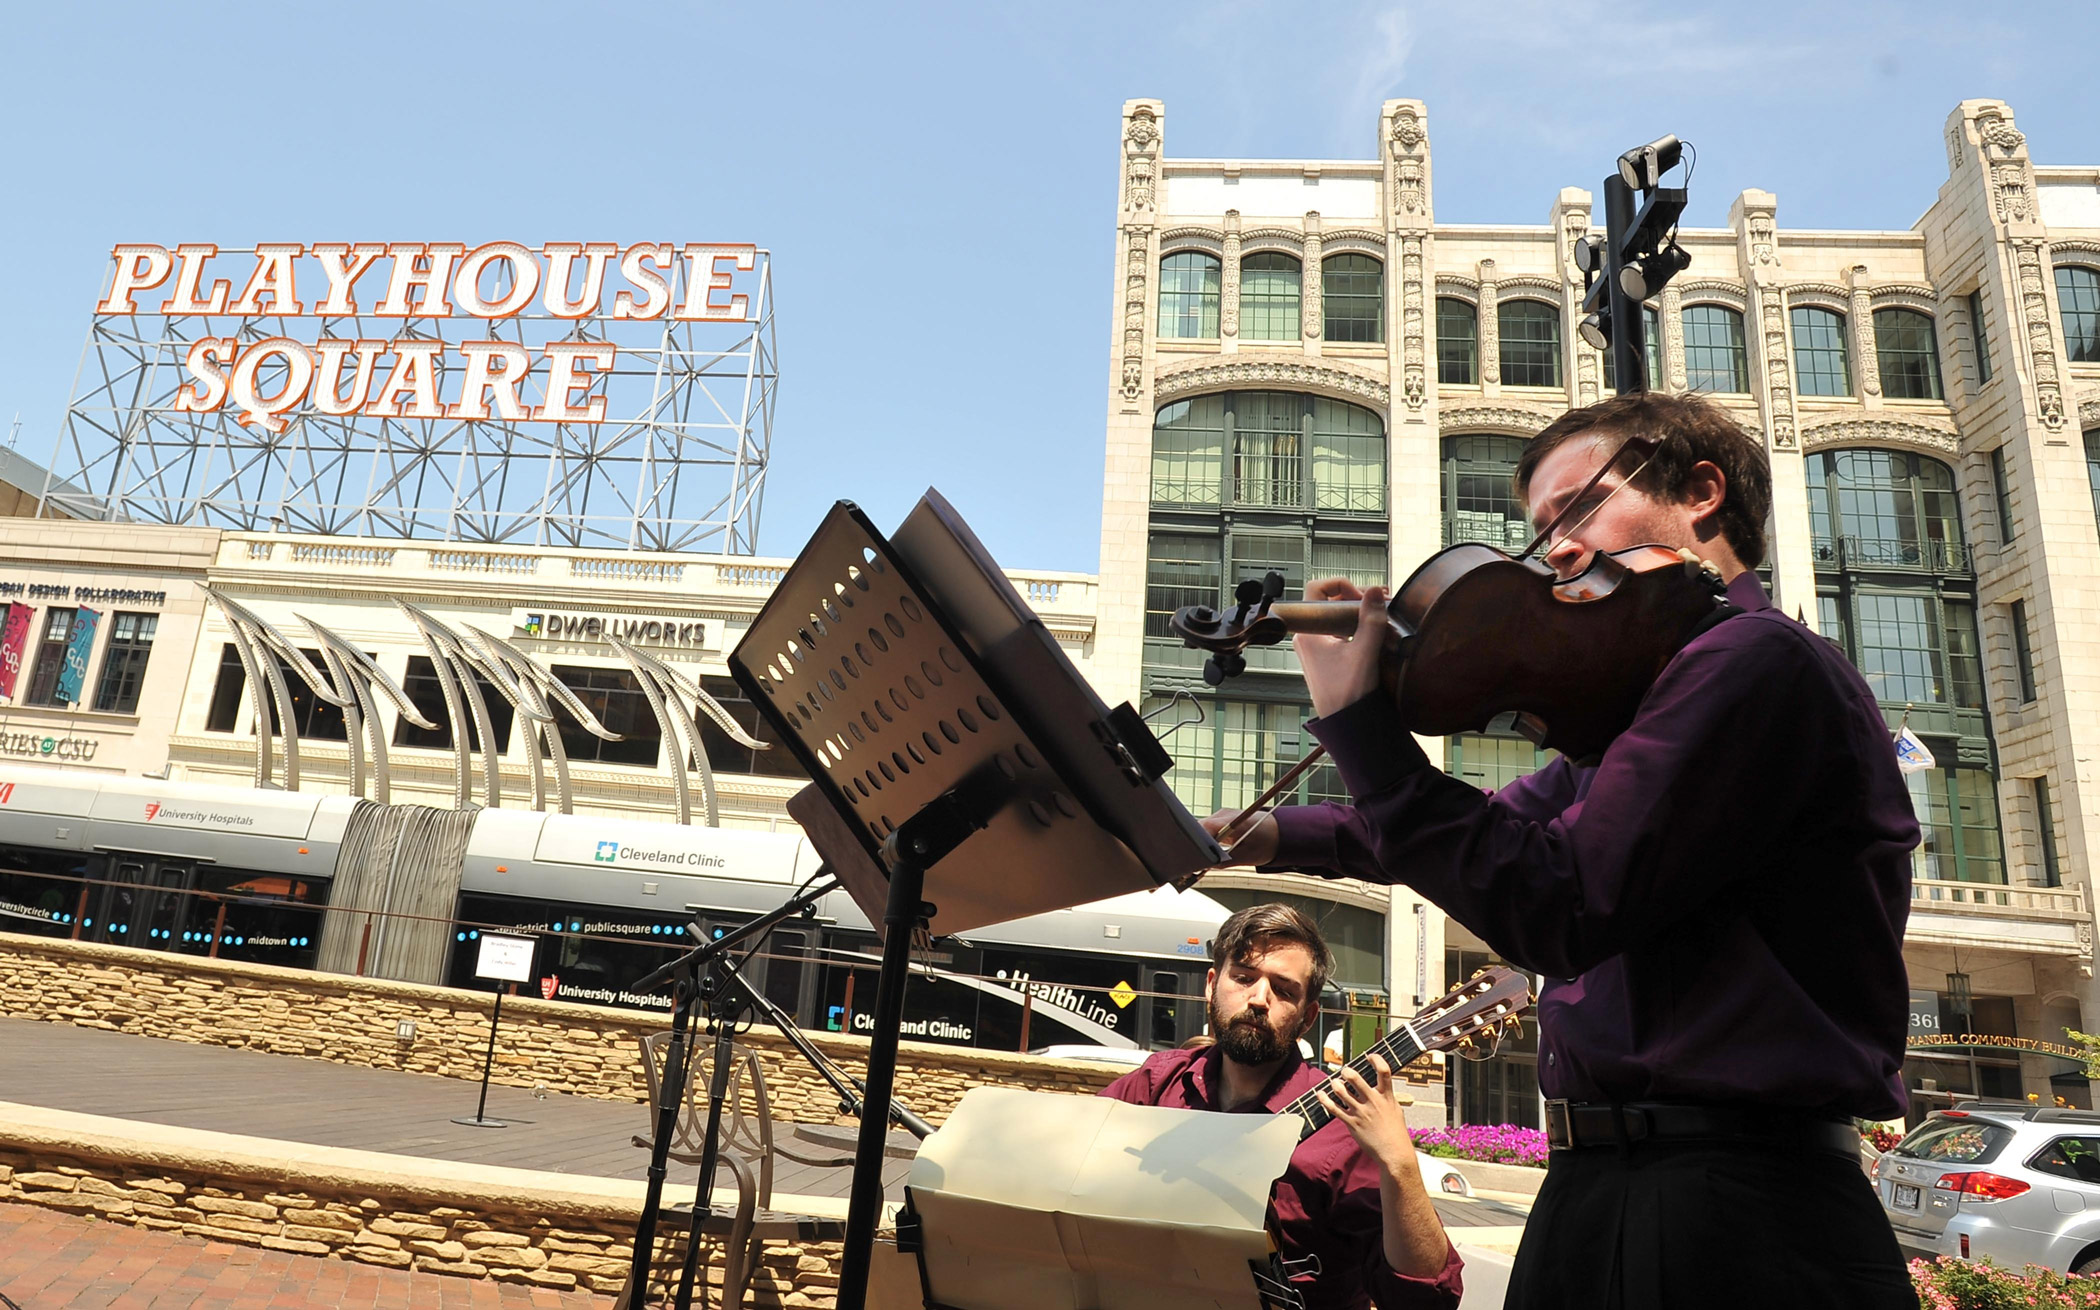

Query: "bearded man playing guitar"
left=1215, top=392, right=1918, bottom=1309
left=1100, top=902, right=1463, bottom=1310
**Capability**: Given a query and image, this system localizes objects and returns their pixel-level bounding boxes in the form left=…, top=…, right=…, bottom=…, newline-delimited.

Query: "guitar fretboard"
left=1282, top=1022, right=1427, bottom=1142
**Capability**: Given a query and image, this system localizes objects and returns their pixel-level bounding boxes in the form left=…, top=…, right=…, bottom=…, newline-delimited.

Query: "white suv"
left=1876, top=1104, right=2100, bottom=1272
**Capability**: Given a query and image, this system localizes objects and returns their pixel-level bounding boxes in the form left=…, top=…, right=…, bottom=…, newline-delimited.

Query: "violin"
left=1171, top=435, right=1733, bottom=792
left=1170, top=540, right=1727, bottom=764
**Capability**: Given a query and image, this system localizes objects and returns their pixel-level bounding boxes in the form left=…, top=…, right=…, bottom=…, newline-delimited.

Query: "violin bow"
left=1515, top=435, right=1663, bottom=563
left=1214, top=746, right=1330, bottom=853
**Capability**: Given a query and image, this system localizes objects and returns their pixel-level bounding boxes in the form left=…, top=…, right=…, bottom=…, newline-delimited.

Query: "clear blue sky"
left=0, top=1, right=2089, bottom=573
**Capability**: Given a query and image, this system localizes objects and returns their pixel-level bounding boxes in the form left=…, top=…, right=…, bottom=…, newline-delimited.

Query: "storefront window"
left=392, top=655, right=515, bottom=752
left=550, top=666, right=662, bottom=767
left=696, top=675, right=809, bottom=779
left=22, top=608, right=76, bottom=707
left=91, top=612, right=157, bottom=714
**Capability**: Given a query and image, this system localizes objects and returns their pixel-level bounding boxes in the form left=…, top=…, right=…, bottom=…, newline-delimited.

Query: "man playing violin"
left=1213, top=391, right=1917, bottom=1309
left=1101, top=903, right=1463, bottom=1310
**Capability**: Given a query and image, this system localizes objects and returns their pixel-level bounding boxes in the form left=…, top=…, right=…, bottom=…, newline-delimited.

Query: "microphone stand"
left=625, top=870, right=936, bottom=1309
left=626, top=873, right=838, bottom=1308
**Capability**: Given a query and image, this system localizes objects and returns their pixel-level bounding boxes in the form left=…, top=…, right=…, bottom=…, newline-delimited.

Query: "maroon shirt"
left=1268, top=572, right=1917, bottom=1119
left=1101, top=1045, right=1463, bottom=1310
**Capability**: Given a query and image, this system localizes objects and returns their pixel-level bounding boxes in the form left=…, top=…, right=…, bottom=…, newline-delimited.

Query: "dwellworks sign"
left=514, top=609, right=704, bottom=649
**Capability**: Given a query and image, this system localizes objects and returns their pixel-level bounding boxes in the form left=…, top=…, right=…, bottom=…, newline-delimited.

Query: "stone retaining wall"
left=0, top=930, right=1123, bottom=1124
left=0, top=1102, right=835, bottom=1303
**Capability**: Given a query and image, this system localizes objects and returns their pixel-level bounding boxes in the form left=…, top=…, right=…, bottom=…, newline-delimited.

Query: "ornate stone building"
left=1097, top=97, right=2100, bottom=1125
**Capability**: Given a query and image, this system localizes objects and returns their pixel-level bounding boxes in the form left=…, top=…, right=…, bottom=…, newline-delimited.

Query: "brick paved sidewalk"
left=0, top=1202, right=612, bottom=1310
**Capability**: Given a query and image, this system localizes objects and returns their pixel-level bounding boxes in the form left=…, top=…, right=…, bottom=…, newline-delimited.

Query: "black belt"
left=1543, top=1100, right=1859, bottom=1155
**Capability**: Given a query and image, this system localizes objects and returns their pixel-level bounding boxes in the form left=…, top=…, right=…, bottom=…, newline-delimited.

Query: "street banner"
left=1894, top=725, right=1936, bottom=775
left=0, top=604, right=31, bottom=699
left=52, top=607, right=100, bottom=706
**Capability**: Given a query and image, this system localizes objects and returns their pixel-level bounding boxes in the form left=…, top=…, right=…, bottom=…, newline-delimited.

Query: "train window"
left=1151, top=971, right=1184, bottom=1048
left=449, top=892, right=690, bottom=1009
left=0, top=843, right=92, bottom=939
left=185, top=867, right=327, bottom=970
left=393, top=655, right=516, bottom=753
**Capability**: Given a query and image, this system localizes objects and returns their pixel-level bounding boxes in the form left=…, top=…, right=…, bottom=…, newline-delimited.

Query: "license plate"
left=1894, top=1183, right=1922, bottom=1210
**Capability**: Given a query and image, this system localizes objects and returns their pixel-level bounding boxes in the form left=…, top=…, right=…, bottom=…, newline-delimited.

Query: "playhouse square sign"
left=93, top=242, right=759, bottom=432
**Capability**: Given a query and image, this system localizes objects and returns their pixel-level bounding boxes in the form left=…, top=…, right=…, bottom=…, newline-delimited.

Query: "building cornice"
left=1154, top=356, right=1390, bottom=408
left=1800, top=413, right=1960, bottom=455
left=1438, top=403, right=1562, bottom=436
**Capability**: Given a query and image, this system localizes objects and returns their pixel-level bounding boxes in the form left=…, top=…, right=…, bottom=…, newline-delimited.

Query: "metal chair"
left=628, top=1030, right=853, bottom=1309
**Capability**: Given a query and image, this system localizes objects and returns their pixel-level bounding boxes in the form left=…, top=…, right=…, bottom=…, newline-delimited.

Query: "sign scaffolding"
left=42, top=242, right=776, bottom=553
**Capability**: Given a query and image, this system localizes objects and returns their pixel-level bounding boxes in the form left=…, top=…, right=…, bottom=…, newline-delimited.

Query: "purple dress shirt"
left=1268, top=572, right=1917, bottom=1120
left=1101, top=1045, right=1463, bottom=1310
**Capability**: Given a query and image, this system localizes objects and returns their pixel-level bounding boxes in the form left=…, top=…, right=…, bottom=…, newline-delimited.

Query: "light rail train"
left=0, top=767, right=1229, bottom=1054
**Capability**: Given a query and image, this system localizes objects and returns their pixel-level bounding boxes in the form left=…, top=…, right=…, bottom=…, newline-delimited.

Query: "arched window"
left=1312, top=398, right=1386, bottom=514
left=1807, top=448, right=1965, bottom=571
left=1682, top=305, right=1749, bottom=393
left=1791, top=306, right=1851, bottom=397
left=1498, top=300, right=1561, bottom=388
left=1148, top=391, right=1386, bottom=515
left=1436, top=297, right=1477, bottom=384
left=1873, top=308, right=1943, bottom=400
left=1442, top=434, right=1531, bottom=550
left=1321, top=254, right=1383, bottom=343
left=2056, top=266, right=2100, bottom=363
left=1240, top=253, right=1301, bottom=341
left=1158, top=252, right=1221, bottom=339
left=1150, top=394, right=1225, bottom=506
left=1600, top=305, right=1662, bottom=392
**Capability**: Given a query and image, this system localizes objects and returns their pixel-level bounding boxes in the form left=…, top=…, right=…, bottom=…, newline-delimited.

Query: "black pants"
left=1503, top=1138, right=1914, bottom=1309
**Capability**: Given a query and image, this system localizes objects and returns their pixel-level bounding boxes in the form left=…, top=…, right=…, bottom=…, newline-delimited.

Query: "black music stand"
left=729, top=490, right=1223, bottom=1310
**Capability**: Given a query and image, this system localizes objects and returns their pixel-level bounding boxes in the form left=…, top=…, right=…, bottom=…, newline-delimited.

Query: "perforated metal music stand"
left=729, top=489, right=1223, bottom=1310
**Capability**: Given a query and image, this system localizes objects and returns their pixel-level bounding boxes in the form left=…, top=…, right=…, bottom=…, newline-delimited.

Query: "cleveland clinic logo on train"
left=92, top=242, right=759, bottom=431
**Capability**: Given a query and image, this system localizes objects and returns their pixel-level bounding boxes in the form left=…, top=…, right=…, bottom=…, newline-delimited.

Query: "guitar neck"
left=1281, top=1022, right=1426, bottom=1141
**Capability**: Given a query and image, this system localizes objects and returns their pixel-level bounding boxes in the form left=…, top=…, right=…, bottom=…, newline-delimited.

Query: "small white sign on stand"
left=454, top=932, right=539, bottom=1129
left=475, top=932, right=537, bottom=984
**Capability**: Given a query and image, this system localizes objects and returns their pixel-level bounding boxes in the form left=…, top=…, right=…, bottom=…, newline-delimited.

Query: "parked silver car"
left=1876, top=1104, right=2100, bottom=1272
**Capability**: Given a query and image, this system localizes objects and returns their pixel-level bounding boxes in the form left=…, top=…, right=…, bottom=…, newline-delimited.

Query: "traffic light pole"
left=1603, top=173, right=1646, bottom=396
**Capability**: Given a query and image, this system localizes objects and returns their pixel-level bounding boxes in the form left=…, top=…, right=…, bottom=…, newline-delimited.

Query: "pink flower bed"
left=1408, top=1123, right=1549, bottom=1168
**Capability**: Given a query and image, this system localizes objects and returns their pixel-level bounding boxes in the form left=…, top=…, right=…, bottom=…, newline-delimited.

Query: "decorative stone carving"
left=1400, top=236, right=1426, bottom=409
left=1734, top=191, right=1795, bottom=450
left=1390, top=110, right=1427, bottom=218
left=1748, top=213, right=1780, bottom=269
left=1123, top=105, right=1160, bottom=217
left=1385, top=101, right=1430, bottom=224
left=1801, top=415, right=1960, bottom=455
left=1660, top=285, right=1687, bottom=391
left=1946, top=120, right=1965, bottom=173
left=1975, top=106, right=2026, bottom=157
left=1221, top=210, right=1242, bottom=340
left=1302, top=213, right=1323, bottom=341
left=2013, top=239, right=2067, bottom=432
left=1155, top=358, right=1390, bottom=408
left=1760, top=291, right=1796, bottom=449
left=1848, top=267, right=1881, bottom=399
left=1477, top=259, right=1499, bottom=387
left=1557, top=198, right=1599, bottom=406
left=1438, top=403, right=1561, bottom=436
left=1120, top=226, right=1150, bottom=405
left=2079, top=394, right=2100, bottom=430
